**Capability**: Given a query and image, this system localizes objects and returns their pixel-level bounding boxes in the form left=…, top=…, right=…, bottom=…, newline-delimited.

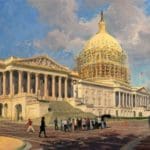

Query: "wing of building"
left=0, top=12, right=149, bottom=120
left=0, top=55, right=79, bottom=120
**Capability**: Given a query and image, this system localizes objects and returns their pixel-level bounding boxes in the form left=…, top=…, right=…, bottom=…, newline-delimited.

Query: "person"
left=63, top=119, right=68, bottom=132
left=39, top=117, right=47, bottom=138
left=97, top=116, right=102, bottom=129
left=86, top=118, right=90, bottom=130
left=72, top=118, right=75, bottom=132
left=54, top=117, right=58, bottom=130
left=82, top=118, right=86, bottom=130
left=74, top=118, right=77, bottom=131
left=26, top=118, right=35, bottom=133
left=67, top=118, right=71, bottom=131
left=60, top=120, right=63, bottom=131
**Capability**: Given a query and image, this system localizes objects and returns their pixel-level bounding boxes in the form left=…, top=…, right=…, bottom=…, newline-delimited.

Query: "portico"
left=0, top=55, right=78, bottom=120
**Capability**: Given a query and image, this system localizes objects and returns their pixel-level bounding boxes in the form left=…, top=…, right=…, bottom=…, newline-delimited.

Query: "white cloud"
left=28, top=0, right=150, bottom=87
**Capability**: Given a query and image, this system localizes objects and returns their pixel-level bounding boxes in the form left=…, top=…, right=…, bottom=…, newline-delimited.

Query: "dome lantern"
left=98, top=11, right=106, bottom=33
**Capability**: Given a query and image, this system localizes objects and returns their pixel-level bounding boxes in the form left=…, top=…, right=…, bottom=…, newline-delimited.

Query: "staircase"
left=33, top=100, right=95, bottom=124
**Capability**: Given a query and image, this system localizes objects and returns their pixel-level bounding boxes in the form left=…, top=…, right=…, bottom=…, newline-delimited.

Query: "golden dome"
left=77, top=12, right=129, bottom=84
left=83, top=13, right=122, bottom=53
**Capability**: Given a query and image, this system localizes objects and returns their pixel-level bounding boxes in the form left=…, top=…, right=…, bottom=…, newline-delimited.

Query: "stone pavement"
left=0, top=119, right=149, bottom=150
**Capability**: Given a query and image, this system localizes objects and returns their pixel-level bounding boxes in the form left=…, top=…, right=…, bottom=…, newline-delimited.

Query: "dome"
left=77, top=12, right=129, bottom=84
left=83, top=16, right=122, bottom=53
left=84, top=28, right=123, bottom=53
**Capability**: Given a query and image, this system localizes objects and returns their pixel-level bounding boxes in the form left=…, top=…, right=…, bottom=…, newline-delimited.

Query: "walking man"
left=39, top=117, right=47, bottom=138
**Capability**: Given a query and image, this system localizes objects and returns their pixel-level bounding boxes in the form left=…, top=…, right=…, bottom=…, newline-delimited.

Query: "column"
left=135, top=94, right=137, bottom=107
left=120, top=92, right=122, bottom=107
left=27, top=72, right=31, bottom=94
left=3, top=72, right=6, bottom=96
left=129, top=94, right=131, bottom=107
left=118, top=92, right=121, bottom=107
left=44, top=74, right=48, bottom=97
left=139, top=96, right=141, bottom=106
left=18, top=71, right=22, bottom=93
left=138, top=96, right=140, bottom=107
left=35, top=73, right=39, bottom=94
left=58, top=76, right=62, bottom=98
left=9, top=70, right=13, bottom=96
left=52, top=75, right=55, bottom=98
left=137, top=95, right=139, bottom=107
left=64, top=77, right=68, bottom=98
left=130, top=94, right=133, bottom=108
left=122, top=93, right=124, bottom=107
left=126, top=93, right=128, bottom=107
left=124, top=93, right=126, bottom=107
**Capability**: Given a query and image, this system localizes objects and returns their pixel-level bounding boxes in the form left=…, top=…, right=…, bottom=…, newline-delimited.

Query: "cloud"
left=28, top=0, right=100, bottom=54
left=28, top=0, right=150, bottom=86
left=34, top=29, right=85, bottom=55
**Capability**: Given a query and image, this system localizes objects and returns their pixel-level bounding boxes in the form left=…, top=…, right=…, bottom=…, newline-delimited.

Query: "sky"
left=0, top=0, right=150, bottom=88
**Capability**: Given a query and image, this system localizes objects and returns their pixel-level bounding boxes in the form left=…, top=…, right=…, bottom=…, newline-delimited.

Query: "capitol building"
left=0, top=12, right=150, bottom=120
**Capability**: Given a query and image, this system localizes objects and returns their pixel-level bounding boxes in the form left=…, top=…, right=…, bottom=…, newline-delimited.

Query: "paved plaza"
left=0, top=119, right=150, bottom=150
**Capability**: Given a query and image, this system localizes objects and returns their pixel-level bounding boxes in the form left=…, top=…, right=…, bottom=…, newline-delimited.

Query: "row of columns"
left=0, top=70, right=73, bottom=99
left=115, top=92, right=150, bottom=108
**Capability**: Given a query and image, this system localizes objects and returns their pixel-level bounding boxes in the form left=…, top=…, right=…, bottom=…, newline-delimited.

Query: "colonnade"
left=0, top=70, right=74, bottom=99
left=115, top=91, right=150, bottom=108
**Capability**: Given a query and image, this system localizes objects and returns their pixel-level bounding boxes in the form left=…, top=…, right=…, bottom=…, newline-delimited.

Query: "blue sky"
left=0, top=0, right=150, bottom=88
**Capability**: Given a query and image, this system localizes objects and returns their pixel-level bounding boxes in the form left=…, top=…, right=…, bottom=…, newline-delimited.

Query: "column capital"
left=18, top=70, right=22, bottom=73
left=45, top=74, right=48, bottom=77
left=52, top=74, right=56, bottom=78
left=35, top=73, right=39, bottom=77
left=3, top=71, right=6, bottom=75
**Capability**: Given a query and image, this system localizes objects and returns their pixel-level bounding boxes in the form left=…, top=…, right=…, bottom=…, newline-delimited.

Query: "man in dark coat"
left=39, top=117, right=47, bottom=137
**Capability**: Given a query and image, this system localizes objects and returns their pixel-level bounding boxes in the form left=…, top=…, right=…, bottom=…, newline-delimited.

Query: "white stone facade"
left=0, top=55, right=150, bottom=120
left=72, top=80, right=150, bottom=117
left=0, top=56, right=76, bottom=120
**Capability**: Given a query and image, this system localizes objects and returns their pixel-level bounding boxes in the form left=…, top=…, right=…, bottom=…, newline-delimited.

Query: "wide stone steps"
left=34, top=101, right=95, bottom=124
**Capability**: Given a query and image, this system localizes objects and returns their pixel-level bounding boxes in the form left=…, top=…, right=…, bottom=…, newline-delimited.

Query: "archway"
left=15, top=104, right=22, bottom=121
left=4, top=104, right=8, bottom=118
left=0, top=103, right=3, bottom=117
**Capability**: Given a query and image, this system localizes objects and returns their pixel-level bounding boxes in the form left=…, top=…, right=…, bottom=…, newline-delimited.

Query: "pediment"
left=137, top=87, right=149, bottom=94
left=16, top=55, right=69, bottom=72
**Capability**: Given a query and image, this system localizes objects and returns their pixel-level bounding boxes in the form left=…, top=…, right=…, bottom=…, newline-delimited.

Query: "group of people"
left=26, top=117, right=47, bottom=137
left=26, top=116, right=107, bottom=137
left=54, top=117, right=107, bottom=132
